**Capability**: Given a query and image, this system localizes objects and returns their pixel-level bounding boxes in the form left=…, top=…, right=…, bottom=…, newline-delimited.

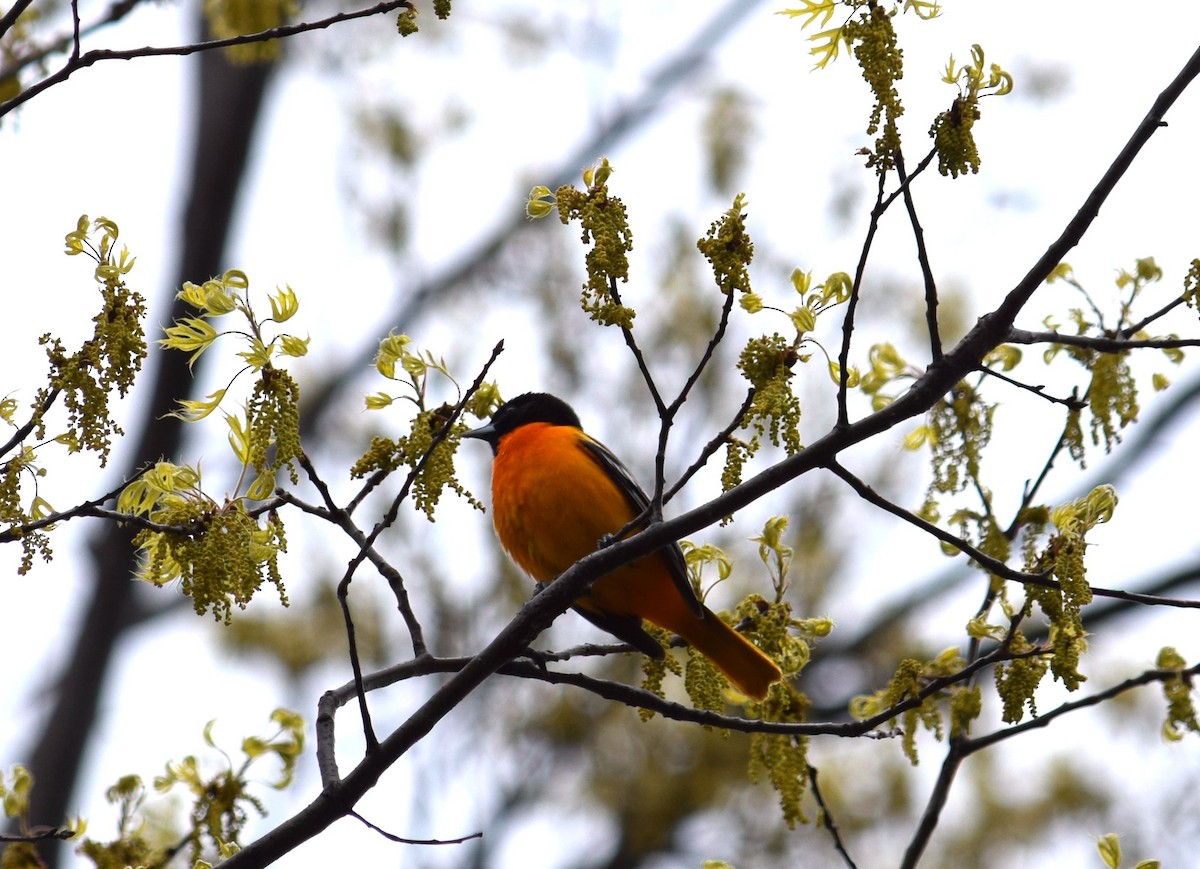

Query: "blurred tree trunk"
left=23, top=15, right=276, bottom=866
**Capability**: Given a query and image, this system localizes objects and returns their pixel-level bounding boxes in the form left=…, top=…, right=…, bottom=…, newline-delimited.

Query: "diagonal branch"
left=0, top=0, right=35, bottom=41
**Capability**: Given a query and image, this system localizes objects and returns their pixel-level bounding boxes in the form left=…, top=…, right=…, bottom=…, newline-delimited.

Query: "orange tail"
left=674, top=607, right=782, bottom=700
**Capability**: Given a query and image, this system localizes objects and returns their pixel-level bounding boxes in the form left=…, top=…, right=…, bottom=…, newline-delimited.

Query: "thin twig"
left=345, top=466, right=390, bottom=516
left=0, top=462, right=182, bottom=542
left=299, top=452, right=382, bottom=752
left=653, top=283, right=740, bottom=505
left=349, top=810, right=481, bottom=846
left=669, top=277, right=739, bottom=417
left=826, top=459, right=1047, bottom=586
left=837, top=169, right=890, bottom=426
left=607, top=275, right=666, bottom=417
left=663, top=387, right=755, bottom=504
left=895, top=149, right=942, bottom=362
left=308, top=343, right=503, bottom=751
left=70, top=0, right=82, bottom=62
left=0, top=827, right=75, bottom=843
left=1012, top=415, right=1080, bottom=530
left=609, top=282, right=741, bottom=536
left=977, top=364, right=1085, bottom=409
left=808, top=763, right=859, bottom=869
left=1122, top=293, right=1189, bottom=337
left=320, top=633, right=1034, bottom=739
left=880, top=146, right=938, bottom=212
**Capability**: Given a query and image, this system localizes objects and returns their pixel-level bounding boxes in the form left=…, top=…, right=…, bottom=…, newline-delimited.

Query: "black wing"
left=578, top=435, right=705, bottom=619
left=533, top=580, right=666, bottom=658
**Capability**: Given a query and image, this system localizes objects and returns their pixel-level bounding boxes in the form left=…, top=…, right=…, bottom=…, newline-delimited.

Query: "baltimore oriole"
left=464, top=392, right=782, bottom=700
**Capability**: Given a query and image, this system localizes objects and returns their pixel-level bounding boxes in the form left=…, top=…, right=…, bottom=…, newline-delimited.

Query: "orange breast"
left=491, top=423, right=633, bottom=582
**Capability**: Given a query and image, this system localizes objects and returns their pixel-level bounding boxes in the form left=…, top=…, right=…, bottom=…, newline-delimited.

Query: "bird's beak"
left=460, top=421, right=496, bottom=442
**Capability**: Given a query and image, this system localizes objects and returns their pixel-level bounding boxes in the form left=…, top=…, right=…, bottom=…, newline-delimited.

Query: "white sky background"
left=3, top=2, right=1200, bottom=867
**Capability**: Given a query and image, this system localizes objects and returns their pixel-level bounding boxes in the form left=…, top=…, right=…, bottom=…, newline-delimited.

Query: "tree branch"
left=1007, top=328, right=1200, bottom=352
left=0, top=1, right=414, bottom=117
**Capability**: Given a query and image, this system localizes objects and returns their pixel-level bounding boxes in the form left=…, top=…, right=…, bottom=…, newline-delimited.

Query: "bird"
left=462, top=392, right=782, bottom=700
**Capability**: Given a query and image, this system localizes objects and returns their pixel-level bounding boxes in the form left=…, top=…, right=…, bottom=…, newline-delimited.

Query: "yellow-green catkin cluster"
left=3, top=216, right=147, bottom=573
left=929, top=44, right=1013, bottom=177
left=748, top=597, right=817, bottom=827
left=929, top=93, right=981, bottom=178
left=749, top=705, right=810, bottom=828
left=1182, top=259, right=1200, bottom=312
left=553, top=160, right=636, bottom=328
left=1043, top=257, right=1187, bottom=461
left=44, top=216, right=148, bottom=466
left=696, top=192, right=755, bottom=296
left=246, top=365, right=302, bottom=490
left=698, top=194, right=806, bottom=495
left=0, top=448, right=52, bottom=575
left=740, top=335, right=803, bottom=451
left=843, top=2, right=904, bottom=170
left=684, top=649, right=728, bottom=714
left=80, top=710, right=302, bottom=868
left=1008, top=484, right=1118, bottom=700
left=1157, top=647, right=1200, bottom=741
left=397, top=0, right=453, bottom=35
left=723, top=335, right=803, bottom=495
left=351, top=406, right=482, bottom=520
left=1085, top=352, right=1139, bottom=453
left=638, top=624, right=684, bottom=718
left=851, top=649, right=974, bottom=764
left=359, top=333, right=486, bottom=520
left=138, top=500, right=289, bottom=624
left=120, top=463, right=289, bottom=622
left=926, top=382, right=994, bottom=496
left=993, top=629, right=1049, bottom=722
left=203, top=0, right=298, bottom=62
